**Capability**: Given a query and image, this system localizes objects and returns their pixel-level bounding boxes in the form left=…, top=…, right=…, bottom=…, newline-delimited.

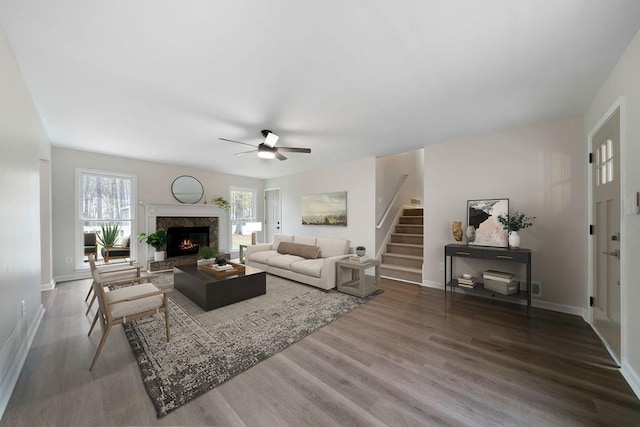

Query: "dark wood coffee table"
left=173, top=264, right=266, bottom=311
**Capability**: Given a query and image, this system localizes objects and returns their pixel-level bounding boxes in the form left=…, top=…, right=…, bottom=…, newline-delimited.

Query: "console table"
left=444, top=244, right=532, bottom=315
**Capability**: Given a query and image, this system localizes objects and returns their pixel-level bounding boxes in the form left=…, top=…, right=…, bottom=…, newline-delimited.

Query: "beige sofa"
left=245, top=234, right=351, bottom=290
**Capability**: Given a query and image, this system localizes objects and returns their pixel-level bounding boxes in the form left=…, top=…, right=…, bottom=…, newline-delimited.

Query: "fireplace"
left=166, top=226, right=210, bottom=258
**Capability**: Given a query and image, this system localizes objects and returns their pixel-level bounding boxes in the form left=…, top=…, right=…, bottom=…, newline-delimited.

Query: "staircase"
left=379, top=207, right=423, bottom=284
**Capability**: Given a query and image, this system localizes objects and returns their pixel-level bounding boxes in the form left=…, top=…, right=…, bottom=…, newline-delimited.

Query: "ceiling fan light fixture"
left=257, top=150, right=276, bottom=159
left=264, top=131, right=279, bottom=147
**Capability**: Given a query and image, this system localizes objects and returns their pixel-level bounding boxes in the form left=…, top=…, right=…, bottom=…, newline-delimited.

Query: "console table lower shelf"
left=444, top=244, right=532, bottom=315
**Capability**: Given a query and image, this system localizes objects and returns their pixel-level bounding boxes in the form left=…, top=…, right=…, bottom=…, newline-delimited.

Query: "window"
left=77, top=169, right=136, bottom=268
left=596, top=138, right=614, bottom=186
left=230, top=187, right=258, bottom=251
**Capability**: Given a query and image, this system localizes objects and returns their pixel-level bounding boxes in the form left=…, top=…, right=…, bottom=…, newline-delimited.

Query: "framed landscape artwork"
left=466, top=199, right=509, bottom=247
left=302, top=191, right=347, bottom=226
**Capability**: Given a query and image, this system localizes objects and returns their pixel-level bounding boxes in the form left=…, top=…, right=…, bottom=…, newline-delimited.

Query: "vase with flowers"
left=497, top=211, right=535, bottom=249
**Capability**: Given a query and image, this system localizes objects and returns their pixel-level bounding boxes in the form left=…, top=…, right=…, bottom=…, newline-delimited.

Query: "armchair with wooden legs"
left=85, top=254, right=142, bottom=316
left=88, top=263, right=171, bottom=371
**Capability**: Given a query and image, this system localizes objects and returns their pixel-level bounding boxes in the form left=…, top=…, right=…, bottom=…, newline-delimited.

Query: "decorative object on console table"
left=452, top=221, right=463, bottom=242
left=467, top=199, right=509, bottom=247
left=496, top=211, right=535, bottom=250
left=355, top=246, right=366, bottom=256
left=138, top=230, right=168, bottom=261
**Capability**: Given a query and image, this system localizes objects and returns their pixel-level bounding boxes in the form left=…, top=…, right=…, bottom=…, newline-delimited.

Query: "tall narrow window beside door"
left=230, top=187, right=258, bottom=251
left=77, top=169, right=136, bottom=268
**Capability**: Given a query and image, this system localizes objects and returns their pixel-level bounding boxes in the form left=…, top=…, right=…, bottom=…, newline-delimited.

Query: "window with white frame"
left=230, top=187, right=258, bottom=251
left=77, top=169, right=136, bottom=268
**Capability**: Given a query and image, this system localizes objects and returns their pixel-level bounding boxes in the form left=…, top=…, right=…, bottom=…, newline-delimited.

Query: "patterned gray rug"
left=123, top=272, right=380, bottom=417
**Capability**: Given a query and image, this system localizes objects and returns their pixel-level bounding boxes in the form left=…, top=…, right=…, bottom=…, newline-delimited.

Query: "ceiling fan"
left=219, top=129, right=311, bottom=161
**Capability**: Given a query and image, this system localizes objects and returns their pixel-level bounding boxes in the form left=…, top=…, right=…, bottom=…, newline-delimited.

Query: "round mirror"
left=171, top=175, right=204, bottom=204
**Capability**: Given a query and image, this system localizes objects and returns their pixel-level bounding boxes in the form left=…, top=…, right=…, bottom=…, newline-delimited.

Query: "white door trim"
left=586, top=95, right=625, bottom=366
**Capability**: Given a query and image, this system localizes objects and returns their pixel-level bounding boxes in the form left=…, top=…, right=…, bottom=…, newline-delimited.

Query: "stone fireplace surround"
left=140, top=202, right=229, bottom=269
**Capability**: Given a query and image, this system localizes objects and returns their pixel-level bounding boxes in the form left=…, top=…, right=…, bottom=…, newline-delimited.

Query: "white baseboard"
left=421, top=280, right=444, bottom=290
left=0, top=304, right=44, bottom=420
left=621, top=360, right=640, bottom=399
left=54, top=271, right=91, bottom=283
left=420, top=280, right=583, bottom=316
left=40, top=280, right=55, bottom=292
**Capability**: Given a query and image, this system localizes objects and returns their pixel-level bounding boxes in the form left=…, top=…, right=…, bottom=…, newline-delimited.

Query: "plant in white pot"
left=137, top=230, right=168, bottom=261
left=197, top=246, right=218, bottom=266
left=497, top=211, right=535, bottom=249
left=355, top=246, right=366, bottom=256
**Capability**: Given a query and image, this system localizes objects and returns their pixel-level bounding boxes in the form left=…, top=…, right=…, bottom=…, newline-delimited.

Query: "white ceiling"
left=2, top=1, right=640, bottom=179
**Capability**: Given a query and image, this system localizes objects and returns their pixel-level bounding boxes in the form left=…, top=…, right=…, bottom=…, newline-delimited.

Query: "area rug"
left=123, top=272, right=380, bottom=417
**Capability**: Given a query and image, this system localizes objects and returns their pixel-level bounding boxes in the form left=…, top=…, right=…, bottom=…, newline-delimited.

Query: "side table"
left=336, top=259, right=380, bottom=297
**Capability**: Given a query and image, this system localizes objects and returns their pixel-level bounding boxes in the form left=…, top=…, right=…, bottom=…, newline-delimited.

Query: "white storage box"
left=483, top=270, right=518, bottom=295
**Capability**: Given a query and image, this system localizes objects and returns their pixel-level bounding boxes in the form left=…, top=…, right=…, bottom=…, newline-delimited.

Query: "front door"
left=592, top=108, right=621, bottom=362
left=264, top=188, right=281, bottom=244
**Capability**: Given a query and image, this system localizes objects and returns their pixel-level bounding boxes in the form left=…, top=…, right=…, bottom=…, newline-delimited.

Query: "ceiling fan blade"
left=219, top=138, right=257, bottom=148
left=275, top=152, right=287, bottom=161
left=275, top=147, right=311, bottom=154
left=234, top=149, right=258, bottom=156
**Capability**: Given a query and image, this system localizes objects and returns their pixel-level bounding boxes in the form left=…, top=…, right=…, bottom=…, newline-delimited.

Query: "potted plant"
left=137, top=230, right=168, bottom=261
left=97, top=223, right=120, bottom=248
left=212, top=196, right=231, bottom=211
left=355, top=245, right=366, bottom=256
left=197, top=246, right=218, bottom=266
left=497, top=211, right=536, bottom=249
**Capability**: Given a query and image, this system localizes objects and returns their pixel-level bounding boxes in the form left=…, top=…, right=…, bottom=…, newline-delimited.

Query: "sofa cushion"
left=271, top=234, right=294, bottom=250
left=277, top=242, right=320, bottom=259
left=106, top=283, right=164, bottom=320
left=316, top=237, right=350, bottom=258
left=268, top=254, right=305, bottom=269
left=248, top=249, right=280, bottom=264
left=290, top=259, right=323, bottom=278
left=293, top=235, right=317, bottom=246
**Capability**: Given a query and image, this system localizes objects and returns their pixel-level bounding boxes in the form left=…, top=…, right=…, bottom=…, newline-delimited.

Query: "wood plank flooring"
left=1, top=276, right=639, bottom=426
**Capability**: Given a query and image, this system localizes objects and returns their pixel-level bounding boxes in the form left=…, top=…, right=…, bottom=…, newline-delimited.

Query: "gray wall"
left=423, top=115, right=586, bottom=314
left=51, top=147, right=265, bottom=279
left=585, top=28, right=640, bottom=395
left=266, top=157, right=377, bottom=254
left=0, top=24, right=50, bottom=414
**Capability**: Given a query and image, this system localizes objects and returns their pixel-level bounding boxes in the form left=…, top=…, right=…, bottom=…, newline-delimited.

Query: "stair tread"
left=382, top=253, right=423, bottom=260
left=391, top=233, right=423, bottom=236
left=379, top=263, right=422, bottom=273
left=387, top=242, right=423, bottom=248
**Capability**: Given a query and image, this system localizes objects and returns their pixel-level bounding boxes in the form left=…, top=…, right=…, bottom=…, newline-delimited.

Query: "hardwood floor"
left=2, top=277, right=639, bottom=426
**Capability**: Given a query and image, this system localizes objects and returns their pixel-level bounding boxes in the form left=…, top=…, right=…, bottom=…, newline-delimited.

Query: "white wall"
left=585, top=29, right=640, bottom=394
left=51, top=147, right=264, bottom=279
left=266, top=157, right=376, bottom=253
left=423, top=116, right=586, bottom=313
left=0, top=25, right=49, bottom=417
left=375, top=149, right=424, bottom=251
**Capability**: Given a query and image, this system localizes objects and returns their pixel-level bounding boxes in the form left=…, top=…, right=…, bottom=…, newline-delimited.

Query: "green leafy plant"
left=137, top=230, right=168, bottom=250
left=356, top=246, right=366, bottom=251
left=497, top=211, right=536, bottom=232
left=212, top=197, right=231, bottom=211
left=97, top=223, right=120, bottom=247
left=198, top=246, right=218, bottom=259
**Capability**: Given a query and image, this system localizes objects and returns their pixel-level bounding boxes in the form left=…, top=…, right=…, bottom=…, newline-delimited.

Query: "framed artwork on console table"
left=466, top=198, right=509, bottom=247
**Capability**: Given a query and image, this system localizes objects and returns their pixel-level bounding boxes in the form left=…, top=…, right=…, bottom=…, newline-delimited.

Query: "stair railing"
left=376, top=174, right=409, bottom=229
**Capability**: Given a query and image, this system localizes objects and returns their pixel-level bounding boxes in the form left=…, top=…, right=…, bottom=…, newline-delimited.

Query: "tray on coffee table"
left=200, top=261, right=245, bottom=277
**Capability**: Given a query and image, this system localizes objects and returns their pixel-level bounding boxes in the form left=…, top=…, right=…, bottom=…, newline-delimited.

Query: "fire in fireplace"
left=166, top=226, right=209, bottom=258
